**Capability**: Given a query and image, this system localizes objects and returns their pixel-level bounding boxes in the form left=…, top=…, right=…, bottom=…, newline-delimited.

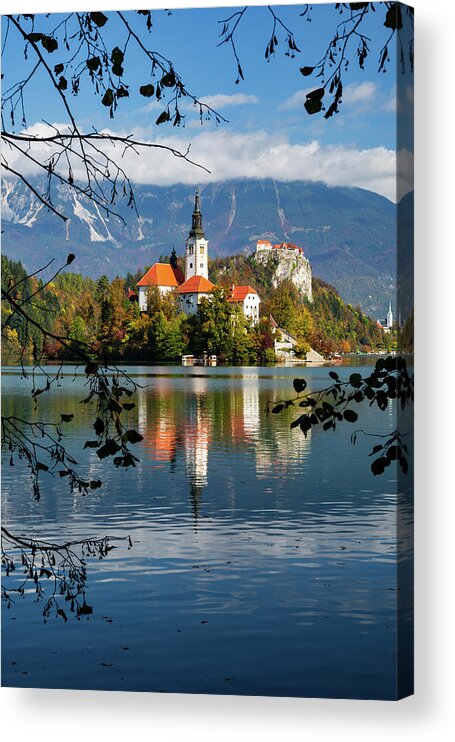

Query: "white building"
left=136, top=252, right=184, bottom=311
left=177, top=274, right=216, bottom=316
left=227, top=285, right=261, bottom=324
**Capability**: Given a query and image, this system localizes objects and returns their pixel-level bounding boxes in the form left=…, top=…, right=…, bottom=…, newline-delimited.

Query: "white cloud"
left=199, top=93, right=259, bottom=109
left=343, top=81, right=377, bottom=105
left=2, top=123, right=413, bottom=202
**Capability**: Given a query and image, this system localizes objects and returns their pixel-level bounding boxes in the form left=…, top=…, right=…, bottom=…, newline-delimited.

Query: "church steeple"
left=189, top=187, right=205, bottom=240
left=386, top=300, right=394, bottom=330
left=185, top=188, right=208, bottom=280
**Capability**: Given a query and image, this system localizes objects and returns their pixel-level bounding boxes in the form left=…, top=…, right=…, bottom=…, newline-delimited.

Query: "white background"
left=1, top=1, right=453, bottom=740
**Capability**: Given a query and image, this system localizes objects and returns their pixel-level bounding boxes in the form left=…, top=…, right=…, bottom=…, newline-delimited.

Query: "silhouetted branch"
left=1, top=526, right=132, bottom=621
left=268, top=355, right=413, bottom=476
left=1, top=11, right=224, bottom=220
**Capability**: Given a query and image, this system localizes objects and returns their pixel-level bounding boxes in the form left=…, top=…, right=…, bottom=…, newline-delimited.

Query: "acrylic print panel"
left=1, top=2, right=414, bottom=700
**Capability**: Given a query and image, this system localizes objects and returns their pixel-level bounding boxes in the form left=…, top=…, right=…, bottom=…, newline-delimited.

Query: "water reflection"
left=1, top=365, right=412, bottom=699
left=135, top=373, right=313, bottom=517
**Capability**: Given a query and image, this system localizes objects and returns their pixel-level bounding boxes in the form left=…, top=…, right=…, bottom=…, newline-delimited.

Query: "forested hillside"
left=2, top=253, right=391, bottom=365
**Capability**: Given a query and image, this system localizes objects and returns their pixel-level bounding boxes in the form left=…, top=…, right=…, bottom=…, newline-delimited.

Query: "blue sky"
left=1, top=4, right=413, bottom=200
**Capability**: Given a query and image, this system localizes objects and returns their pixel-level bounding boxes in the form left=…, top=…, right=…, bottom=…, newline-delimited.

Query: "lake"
left=1, top=363, right=413, bottom=699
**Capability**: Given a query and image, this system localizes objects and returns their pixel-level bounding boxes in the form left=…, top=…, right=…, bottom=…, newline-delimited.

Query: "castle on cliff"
left=254, top=238, right=313, bottom=302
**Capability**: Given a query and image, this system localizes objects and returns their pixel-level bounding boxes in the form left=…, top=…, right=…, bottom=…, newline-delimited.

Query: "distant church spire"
left=189, top=187, right=205, bottom=239
left=170, top=245, right=178, bottom=269
left=387, top=300, right=394, bottom=330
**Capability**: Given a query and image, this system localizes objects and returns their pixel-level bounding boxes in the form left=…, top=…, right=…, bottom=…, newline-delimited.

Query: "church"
left=136, top=189, right=261, bottom=323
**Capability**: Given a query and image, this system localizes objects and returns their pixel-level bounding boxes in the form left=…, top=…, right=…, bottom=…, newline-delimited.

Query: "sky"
left=1, top=3, right=414, bottom=201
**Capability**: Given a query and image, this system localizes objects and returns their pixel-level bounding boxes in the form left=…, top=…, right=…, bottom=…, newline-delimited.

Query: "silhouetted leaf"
left=122, top=403, right=135, bottom=411
left=90, top=11, right=108, bottom=27
left=66, top=253, right=75, bottom=264
left=122, top=430, right=143, bottom=444
left=139, top=84, right=155, bottom=97
left=386, top=445, right=400, bottom=461
left=57, top=76, right=67, bottom=91
left=60, top=413, right=74, bottom=422
left=41, top=36, right=58, bottom=53
left=102, top=89, right=114, bottom=107
left=93, top=418, right=105, bottom=435
left=299, top=416, right=312, bottom=436
left=86, top=56, right=101, bottom=72
left=329, top=371, right=339, bottom=380
left=161, top=72, right=176, bottom=87
left=300, top=66, right=314, bottom=76
left=304, top=97, right=323, bottom=115
left=376, top=391, right=388, bottom=410
left=156, top=110, right=170, bottom=125
left=96, top=440, right=121, bottom=459
left=272, top=403, right=285, bottom=414
left=371, top=457, right=388, bottom=476
left=78, top=601, right=93, bottom=615
left=54, top=63, right=64, bottom=75
left=293, top=378, right=307, bottom=393
left=349, top=373, right=362, bottom=387
left=384, top=3, right=402, bottom=30
left=343, top=409, right=358, bottom=423
left=83, top=440, right=99, bottom=449
left=111, top=47, right=124, bottom=76
left=399, top=456, right=408, bottom=474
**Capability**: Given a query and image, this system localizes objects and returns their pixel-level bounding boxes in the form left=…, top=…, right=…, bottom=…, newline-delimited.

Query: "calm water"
left=1, top=364, right=413, bottom=698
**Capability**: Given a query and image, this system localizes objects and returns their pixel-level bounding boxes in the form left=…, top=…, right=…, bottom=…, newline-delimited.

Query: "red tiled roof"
left=177, top=275, right=215, bottom=294
left=227, top=285, right=259, bottom=302
left=257, top=239, right=272, bottom=245
left=137, top=263, right=184, bottom=288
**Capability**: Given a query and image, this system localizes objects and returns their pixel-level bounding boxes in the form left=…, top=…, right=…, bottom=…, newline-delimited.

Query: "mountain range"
left=1, top=176, right=399, bottom=316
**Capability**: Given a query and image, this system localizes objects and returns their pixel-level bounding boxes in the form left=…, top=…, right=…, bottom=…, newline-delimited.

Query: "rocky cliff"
left=254, top=243, right=313, bottom=301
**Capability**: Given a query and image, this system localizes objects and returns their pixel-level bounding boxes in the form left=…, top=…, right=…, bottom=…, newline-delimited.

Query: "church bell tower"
left=185, top=188, right=208, bottom=280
